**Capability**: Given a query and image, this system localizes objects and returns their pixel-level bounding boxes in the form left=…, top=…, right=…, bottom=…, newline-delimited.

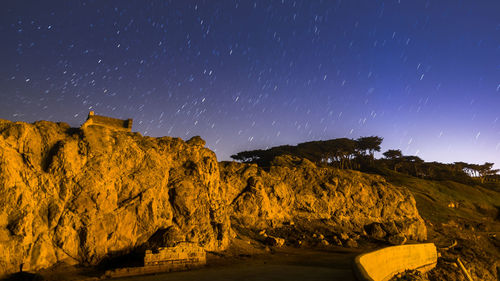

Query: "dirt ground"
left=6, top=240, right=361, bottom=281
left=115, top=246, right=361, bottom=281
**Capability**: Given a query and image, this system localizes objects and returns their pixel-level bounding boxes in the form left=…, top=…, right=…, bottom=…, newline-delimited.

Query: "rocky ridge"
left=221, top=156, right=426, bottom=246
left=0, top=119, right=426, bottom=276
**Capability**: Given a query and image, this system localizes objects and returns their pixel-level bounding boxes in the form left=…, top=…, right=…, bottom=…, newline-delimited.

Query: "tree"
left=477, top=162, right=500, bottom=183
left=400, top=155, right=424, bottom=176
left=356, top=136, right=383, bottom=158
left=382, top=149, right=403, bottom=171
left=329, top=138, right=357, bottom=169
left=383, top=149, right=403, bottom=159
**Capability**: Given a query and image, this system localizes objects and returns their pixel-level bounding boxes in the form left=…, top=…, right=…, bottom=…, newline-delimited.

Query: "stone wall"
left=144, top=242, right=206, bottom=266
left=81, top=111, right=133, bottom=131
left=104, top=242, right=206, bottom=278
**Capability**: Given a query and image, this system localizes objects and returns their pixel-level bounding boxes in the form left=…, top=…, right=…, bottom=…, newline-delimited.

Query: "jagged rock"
left=220, top=155, right=427, bottom=244
left=186, top=136, right=206, bottom=147
left=265, top=236, right=285, bottom=247
left=388, top=234, right=407, bottom=245
left=0, top=120, right=230, bottom=276
left=365, top=223, right=387, bottom=240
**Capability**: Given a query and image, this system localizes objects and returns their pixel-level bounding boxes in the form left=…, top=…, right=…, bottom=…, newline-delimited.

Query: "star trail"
left=1, top=0, right=499, bottom=166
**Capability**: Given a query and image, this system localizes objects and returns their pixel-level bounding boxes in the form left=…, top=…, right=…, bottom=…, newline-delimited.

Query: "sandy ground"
left=115, top=247, right=360, bottom=281
left=6, top=239, right=363, bottom=281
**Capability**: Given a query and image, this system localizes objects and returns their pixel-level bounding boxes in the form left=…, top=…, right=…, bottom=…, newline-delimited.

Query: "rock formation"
left=0, top=119, right=426, bottom=276
left=221, top=156, right=427, bottom=243
left=0, top=119, right=229, bottom=275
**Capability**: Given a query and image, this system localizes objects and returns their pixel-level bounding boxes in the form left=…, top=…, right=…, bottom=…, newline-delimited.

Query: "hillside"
left=371, top=168, right=500, bottom=280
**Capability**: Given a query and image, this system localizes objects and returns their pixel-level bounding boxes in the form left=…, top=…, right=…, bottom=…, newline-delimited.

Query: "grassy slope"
left=373, top=168, right=499, bottom=225
left=370, top=167, right=500, bottom=280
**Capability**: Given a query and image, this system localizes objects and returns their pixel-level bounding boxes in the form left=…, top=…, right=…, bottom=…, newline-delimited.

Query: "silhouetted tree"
left=329, top=138, right=357, bottom=169
left=356, top=136, right=383, bottom=158
left=477, top=162, right=499, bottom=183
left=231, top=137, right=498, bottom=185
left=382, top=149, right=403, bottom=171
left=383, top=149, right=403, bottom=159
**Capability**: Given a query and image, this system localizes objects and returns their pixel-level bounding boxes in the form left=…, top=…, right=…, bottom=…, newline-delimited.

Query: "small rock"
left=332, top=236, right=343, bottom=246
left=265, top=236, right=285, bottom=247
left=345, top=239, right=358, bottom=248
left=340, top=232, right=349, bottom=241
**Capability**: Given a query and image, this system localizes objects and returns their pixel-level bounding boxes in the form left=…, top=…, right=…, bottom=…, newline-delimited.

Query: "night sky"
left=1, top=1, right=499, bottom=167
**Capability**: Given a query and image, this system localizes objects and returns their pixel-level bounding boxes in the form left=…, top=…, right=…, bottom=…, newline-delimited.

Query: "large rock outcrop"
left=220, top=156, right=427, bottom=242
left=0, top=120, right=229, bottom=275
left=0, top=119, right=427, bottom=276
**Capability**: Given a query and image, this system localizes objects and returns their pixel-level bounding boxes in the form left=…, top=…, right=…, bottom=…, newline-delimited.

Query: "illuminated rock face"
left=0, top=119, right=426, bottom=276
left=220, top=156, right=427, bottom=242
left=0, top=119, right=229, bottom=275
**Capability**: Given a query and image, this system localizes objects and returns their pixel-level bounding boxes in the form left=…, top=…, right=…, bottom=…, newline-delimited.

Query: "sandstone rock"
left=332, top=236, right=343, bottom=246
left=0, top=120, right=230, bottom=276
left=186, top=136, right=206, bottom=147
left=365, top=223, right=387, bottom=240
left=345, top=239, right=358, bottom=248
left=388, top=234, right=407, bottom=245
left=265, top=236, right=285, bottom=247
left=220, top=155, right=427, bottom=246
left=340, top=233, right=350, bottom=241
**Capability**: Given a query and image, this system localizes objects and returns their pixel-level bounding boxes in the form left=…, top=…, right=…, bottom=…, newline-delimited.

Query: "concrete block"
left=353, top=243, right=437, bottom=281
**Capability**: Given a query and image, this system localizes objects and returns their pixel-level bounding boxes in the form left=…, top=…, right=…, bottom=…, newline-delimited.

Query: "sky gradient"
left=1, top=1, right=499, bottom=167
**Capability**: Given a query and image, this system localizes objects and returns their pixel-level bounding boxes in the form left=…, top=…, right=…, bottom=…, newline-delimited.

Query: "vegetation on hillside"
left=231, top=136, right=500, bottom=185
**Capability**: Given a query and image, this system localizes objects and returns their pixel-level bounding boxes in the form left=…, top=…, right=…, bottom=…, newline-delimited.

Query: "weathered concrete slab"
left=353, top=243, right=437, bottom=281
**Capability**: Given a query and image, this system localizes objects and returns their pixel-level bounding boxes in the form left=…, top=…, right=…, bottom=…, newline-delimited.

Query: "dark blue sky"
left=1, top=1, right=499, bottom=166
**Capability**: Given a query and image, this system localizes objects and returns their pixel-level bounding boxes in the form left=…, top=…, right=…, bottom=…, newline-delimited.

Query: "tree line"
left=231, top=137, right=499, bottom=183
